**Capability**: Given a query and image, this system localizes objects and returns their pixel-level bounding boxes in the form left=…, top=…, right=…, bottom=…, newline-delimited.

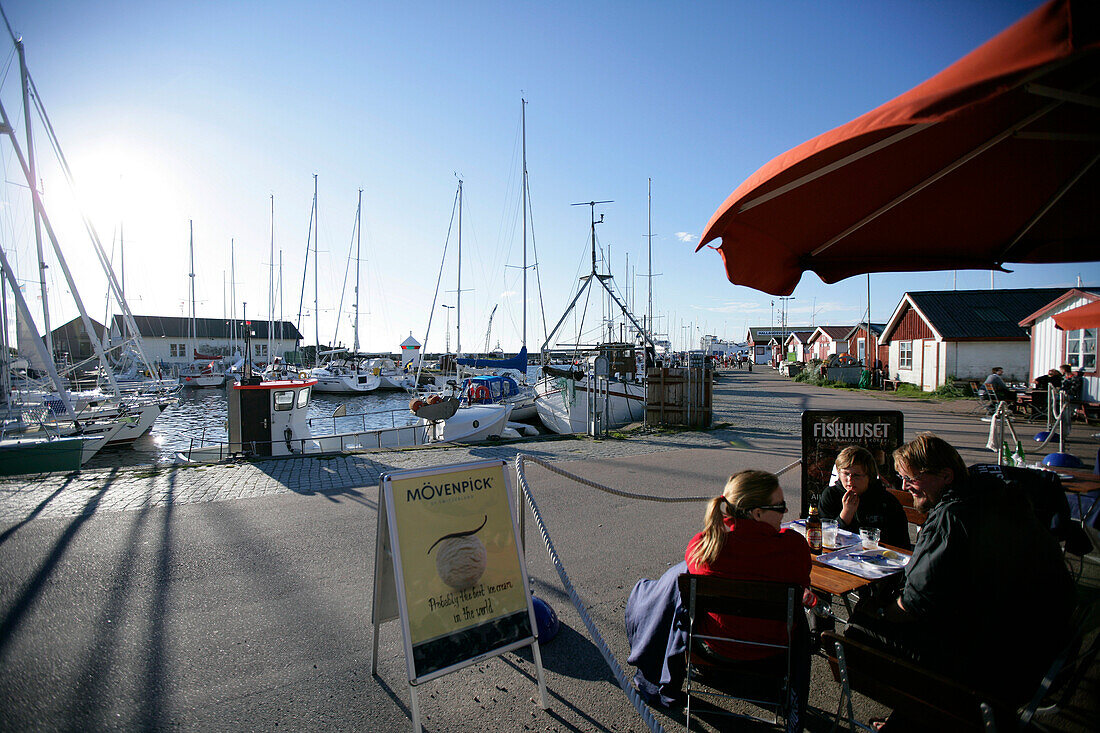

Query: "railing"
left=306, top=406, right=418, bottom=435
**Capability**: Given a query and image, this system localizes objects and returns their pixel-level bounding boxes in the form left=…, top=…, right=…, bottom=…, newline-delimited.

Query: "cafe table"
left=783, top=520, right=911, bottom=616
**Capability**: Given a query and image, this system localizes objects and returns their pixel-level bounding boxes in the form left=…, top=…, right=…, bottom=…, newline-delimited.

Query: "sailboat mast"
left=230, top=238, right=236, bottom=356
left=647, top=177, right=653, bottom=341
left=189, top=221, right=195, bottom=362
left=521, top=98, right=527, bottom=351
left=17, top=39, right=51, bottom=361
left=268, top=194, right=274, bottom=363
left=313, top=173, right=319, bottom=367
left=456, top=178, right=463, bottom=356
left=354, top=188, right=362, bottom=354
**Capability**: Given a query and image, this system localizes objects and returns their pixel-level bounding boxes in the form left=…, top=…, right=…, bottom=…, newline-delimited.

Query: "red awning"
left=697, top=0, right=1100, bottom=295
left=1053, top=299, right=1100, bottom=330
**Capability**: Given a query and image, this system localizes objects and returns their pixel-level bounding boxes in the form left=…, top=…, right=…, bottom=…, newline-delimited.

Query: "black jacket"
left=819, top=479, right=912, bottom=550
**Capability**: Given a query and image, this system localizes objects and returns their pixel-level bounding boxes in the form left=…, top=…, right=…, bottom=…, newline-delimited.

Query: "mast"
left=268, top=194, right=275, bottom=363
left=230, top=238, right=236, bottom=356
left=521, top=98, right=527, bottom=351
left=354, top=188, right=362, bottom=354
left=456, top=178, right=463, bottom=356
left=647, top=177, right=653, bottom=340
left=189, top=221, right=195, bottom=363
left=313, top=174, right=319, bottom=366
left=17, top=38, right=51, bottom=361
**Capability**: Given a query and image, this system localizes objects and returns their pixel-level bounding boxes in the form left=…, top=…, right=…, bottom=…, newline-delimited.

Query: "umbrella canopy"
left=1053, top=299, right=1100, bottom=330
left=697, top=0, right=1100, bottom=296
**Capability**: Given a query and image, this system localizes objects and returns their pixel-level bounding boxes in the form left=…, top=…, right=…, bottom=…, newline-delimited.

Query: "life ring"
left=299, top=371, right=309, bottom=380
left=474, top=385, right=490, bottom=401
left=409, top=398, right=426, bottom=413
left=425, top=394, right=442, bottom=405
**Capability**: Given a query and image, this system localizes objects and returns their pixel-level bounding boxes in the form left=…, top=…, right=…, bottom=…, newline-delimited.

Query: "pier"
left=1, top=368, right=1096, bottom=731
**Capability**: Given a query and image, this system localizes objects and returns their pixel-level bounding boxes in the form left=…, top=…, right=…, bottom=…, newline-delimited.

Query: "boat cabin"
left=462, top=375, right=521, bottom=405
left=228, top=377, right=315, bottom=457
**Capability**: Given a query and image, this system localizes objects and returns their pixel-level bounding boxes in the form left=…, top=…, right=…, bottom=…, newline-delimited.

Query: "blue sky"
left=2, top=0, right=1095, bottom=354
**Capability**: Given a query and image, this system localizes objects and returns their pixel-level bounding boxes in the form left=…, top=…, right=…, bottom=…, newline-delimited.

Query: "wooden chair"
left=822, top=631, right=1007, bottom=731
left=823, top=595, right=1100, bottom=732
left=887, top=488, right=926, bottom=527
left=677, top=574, right=799, bottom=730
left=970, top=381, right=993, bottom=415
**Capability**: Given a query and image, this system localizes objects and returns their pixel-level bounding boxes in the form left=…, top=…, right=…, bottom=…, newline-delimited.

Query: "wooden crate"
left=645, top=368, right=713, bottom=427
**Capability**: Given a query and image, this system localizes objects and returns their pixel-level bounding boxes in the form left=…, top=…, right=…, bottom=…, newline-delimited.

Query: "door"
left=240, top=390, right=272, bottom=456
left=922, top=341, right=938, bottom=391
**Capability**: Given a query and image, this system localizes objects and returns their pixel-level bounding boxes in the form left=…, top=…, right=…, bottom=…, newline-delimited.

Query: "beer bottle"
left=807, top=495, right=823, bottom=554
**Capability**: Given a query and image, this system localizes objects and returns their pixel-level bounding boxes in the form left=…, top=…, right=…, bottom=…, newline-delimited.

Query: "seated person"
left=847, top=433, right=1074, bottom=726
left=819, top=446, right=911, bottom=550
left=685, top=470, right=811, bottom=732
left=1045, top=368, right=1063, bottom=389
left=982, top=366, right=1015, bottom=405
left=1060, top=363, right=1083, bottom=401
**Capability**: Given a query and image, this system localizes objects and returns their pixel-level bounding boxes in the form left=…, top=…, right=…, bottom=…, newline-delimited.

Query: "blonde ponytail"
left=688, top=470, right=780, bottom=568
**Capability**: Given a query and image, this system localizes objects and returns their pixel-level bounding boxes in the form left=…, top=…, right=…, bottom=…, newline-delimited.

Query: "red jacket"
left=685, top=516, right=811, bottom=659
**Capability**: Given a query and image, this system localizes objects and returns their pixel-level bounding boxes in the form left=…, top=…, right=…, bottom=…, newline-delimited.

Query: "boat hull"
left=0, top=436, right=86, bottom=475
left=534, top=376, right=645, bottom=434
left=310, top=372, right=383, bottom=393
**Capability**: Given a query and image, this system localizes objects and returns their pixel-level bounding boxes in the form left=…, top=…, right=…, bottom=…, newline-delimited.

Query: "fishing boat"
left=534, top=201, right=655, bottom=434
left=175, top=371, right=512, bottom=463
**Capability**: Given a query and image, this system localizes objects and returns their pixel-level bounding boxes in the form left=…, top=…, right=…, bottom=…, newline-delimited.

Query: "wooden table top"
left=810, top=543, right=911, bottom=596
left=1057, top=466, right=1100, bottom=494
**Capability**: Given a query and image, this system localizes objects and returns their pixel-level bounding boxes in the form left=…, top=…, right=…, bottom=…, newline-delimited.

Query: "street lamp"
left=441, top=304, right=455, bottom=354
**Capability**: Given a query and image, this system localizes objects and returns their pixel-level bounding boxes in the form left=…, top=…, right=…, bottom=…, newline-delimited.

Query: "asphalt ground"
left=0, top=368, right=1096, bottom=731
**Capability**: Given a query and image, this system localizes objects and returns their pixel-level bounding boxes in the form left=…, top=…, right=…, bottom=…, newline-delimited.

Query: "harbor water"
left=85, top=366, right=543, bottom=469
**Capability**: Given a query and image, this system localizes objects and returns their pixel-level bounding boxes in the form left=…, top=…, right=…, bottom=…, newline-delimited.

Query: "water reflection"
left=87, top=387, right=420, bottom=468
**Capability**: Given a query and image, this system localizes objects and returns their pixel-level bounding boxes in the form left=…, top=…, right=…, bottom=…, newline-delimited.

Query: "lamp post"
left=441, top=304, right=455, bottom=354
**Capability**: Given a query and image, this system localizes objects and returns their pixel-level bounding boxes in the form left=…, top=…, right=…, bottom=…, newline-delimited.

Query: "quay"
left=1, top=368, right=1096, bottom=731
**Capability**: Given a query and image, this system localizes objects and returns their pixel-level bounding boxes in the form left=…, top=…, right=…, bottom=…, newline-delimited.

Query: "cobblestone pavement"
left=0, top=367, right=999, bottom=524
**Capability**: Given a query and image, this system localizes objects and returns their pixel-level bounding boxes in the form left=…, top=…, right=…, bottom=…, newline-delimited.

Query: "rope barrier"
left=514, top=454, right=802, bottom=504
left=515, top=454, right=666, bottom=733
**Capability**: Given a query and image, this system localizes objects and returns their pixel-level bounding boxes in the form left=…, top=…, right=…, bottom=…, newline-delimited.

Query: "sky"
left=1, top=0, right=1096, bottom=356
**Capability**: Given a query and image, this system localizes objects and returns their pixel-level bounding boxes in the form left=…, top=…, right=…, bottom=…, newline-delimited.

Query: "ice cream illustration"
left=428, top=515, right=488, bottom=589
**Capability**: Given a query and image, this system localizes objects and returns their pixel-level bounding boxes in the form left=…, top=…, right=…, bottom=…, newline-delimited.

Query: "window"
left=1066, top=328, right=1096, bottom=372
left=296, top=386, right=311, bottom=409
left=254, top=343, right=268, bottom=358
left=857, top=338, right=866, bottom=362
left=899, top=341, right=913, bottom=370
left=274, top=390, right=294, bottom=411
left=169, top=343, right=188, bottom=358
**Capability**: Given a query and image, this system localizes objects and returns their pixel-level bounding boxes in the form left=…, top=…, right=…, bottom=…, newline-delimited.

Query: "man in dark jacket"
left=849, top=433, right=1074, bottom=711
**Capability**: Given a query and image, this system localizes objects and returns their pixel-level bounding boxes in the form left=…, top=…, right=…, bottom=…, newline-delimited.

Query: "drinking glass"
left=860, top=527, right=881, bottom=550
left=822, top=519, right=838, bottom=548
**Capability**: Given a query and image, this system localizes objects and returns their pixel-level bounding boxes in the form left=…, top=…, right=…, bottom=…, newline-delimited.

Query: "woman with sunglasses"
left=685, top=470, right=811, bottom=731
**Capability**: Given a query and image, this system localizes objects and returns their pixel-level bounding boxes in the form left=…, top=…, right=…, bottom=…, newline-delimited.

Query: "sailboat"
left=310, top=189, right=381, bottom=394
left=452, top=99, right=539, bottom=421
left=0, top=30, right=173, bottom=460
left=180, top=222, right=225, bottom=388
left=534, top=201, right=654, bottom=434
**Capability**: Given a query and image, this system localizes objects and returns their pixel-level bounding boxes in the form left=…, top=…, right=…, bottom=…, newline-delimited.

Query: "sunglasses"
left=754, top=501, right=788, bottom=514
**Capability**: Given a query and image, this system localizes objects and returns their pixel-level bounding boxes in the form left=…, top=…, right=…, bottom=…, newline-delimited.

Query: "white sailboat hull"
left=310, top=371, right=383, bottom=393
left=534, top=376, right=646, bottom=434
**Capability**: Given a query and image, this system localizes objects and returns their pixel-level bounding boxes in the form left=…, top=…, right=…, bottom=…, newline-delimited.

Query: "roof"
left=808, top=326, right=853, bottom=342
left=113, top=315, right=304, bottom=341
left=1017, top=288, right=1100, bottom=326
left=783, top=330, right=815, bottom=345
left=401, top=334, right=421, bottom=347
left=746, top=326, right=813, bottom=343
left=843, top=323, right=887, bottom=340
left=881, top=288, right=1076, bottom=342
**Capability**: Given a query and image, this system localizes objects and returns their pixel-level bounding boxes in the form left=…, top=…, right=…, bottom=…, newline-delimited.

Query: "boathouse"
left=1018, top=287, right=1100, bottom=402
left=805, top=326, right=854, bottom=362
left=879, top=288, right=1066, bottom=391
left=843, top=323, right=889, bottom=369
left=109, top=315, right=304, bottom=367
left=746, top=326, right=812, bottom=365
left=781, top=330, right=815, bottom=362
